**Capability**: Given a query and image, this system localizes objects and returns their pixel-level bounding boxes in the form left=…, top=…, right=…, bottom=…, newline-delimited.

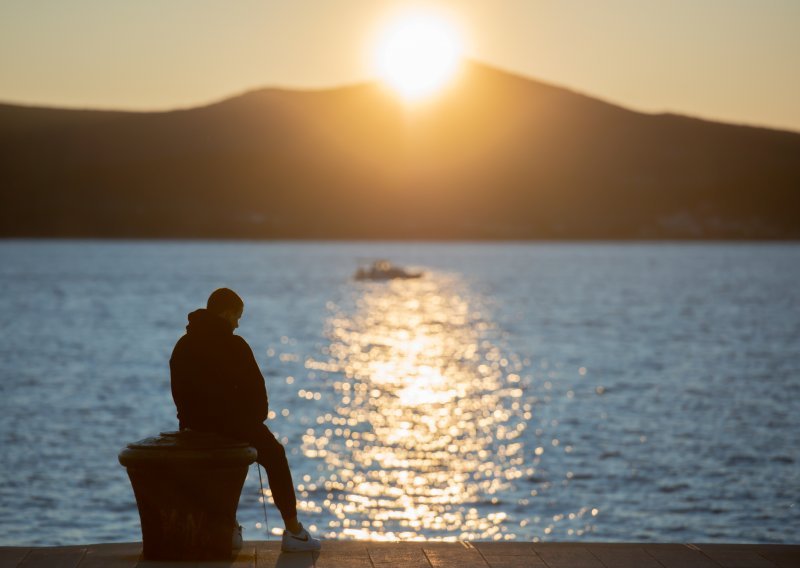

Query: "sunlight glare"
left=302, top=274, right=533, bottom=540
left=374, top=10, right=464, bottom=101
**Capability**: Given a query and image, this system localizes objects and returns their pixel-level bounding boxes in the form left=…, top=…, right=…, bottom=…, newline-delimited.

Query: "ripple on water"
left=301, top=275, right=536, bottom=540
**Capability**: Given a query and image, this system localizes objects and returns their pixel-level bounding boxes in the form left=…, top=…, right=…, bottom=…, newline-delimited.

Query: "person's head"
left=207, top=288, right=244, bottom=330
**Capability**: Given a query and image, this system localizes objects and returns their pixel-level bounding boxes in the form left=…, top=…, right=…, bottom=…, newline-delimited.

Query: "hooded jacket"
left=170, top=309, right=268, bottom=434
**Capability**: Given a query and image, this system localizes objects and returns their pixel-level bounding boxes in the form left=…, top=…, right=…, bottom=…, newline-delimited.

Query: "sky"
left=1, top=0, right=799, bottom=131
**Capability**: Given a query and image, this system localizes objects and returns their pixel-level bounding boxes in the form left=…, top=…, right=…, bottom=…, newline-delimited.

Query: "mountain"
left=1, top=61, right=799, bottom=239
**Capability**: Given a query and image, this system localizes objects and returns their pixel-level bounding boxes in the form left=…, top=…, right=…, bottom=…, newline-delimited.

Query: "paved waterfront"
left=1, top=541, right=798, bottom=567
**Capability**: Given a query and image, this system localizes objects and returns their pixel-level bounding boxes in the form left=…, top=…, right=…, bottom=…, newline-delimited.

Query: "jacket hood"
left=186, top=308, right=233, bottom=336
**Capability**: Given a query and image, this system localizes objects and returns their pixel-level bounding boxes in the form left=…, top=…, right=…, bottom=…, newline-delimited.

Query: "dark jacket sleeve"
left=232, top=336, right=269, bottom=425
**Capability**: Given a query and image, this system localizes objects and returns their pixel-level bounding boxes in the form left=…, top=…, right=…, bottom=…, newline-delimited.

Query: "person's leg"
left=246, top=423, right=299, bottom=530
left=236, top=424, right=321, bottom=552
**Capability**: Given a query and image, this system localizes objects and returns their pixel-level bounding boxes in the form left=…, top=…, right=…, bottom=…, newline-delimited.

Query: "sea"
left=0, top=241, right=798, bottom=546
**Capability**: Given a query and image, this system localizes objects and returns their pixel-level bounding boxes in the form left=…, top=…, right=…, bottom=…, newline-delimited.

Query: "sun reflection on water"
left=303, top=273, right=531, bottom=540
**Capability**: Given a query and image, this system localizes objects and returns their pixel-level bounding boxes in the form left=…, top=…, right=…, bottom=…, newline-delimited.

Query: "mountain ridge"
left=1, top=61, right=798, bottom=240
left=3, top=61, right=797, bottom=134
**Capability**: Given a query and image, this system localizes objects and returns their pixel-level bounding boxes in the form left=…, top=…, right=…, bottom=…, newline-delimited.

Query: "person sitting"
left=169, top=287, right=321, bottom=552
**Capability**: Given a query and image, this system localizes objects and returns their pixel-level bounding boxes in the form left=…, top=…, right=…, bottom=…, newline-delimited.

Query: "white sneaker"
left=281, top=523, right=321, bottom=552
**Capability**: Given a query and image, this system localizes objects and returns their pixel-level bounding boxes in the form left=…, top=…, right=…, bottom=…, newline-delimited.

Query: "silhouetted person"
left=170, top=288, right=321, bottom=552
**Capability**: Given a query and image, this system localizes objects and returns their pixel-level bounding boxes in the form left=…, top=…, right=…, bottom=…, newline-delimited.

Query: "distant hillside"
left=1, top=61, right=799, bottom=239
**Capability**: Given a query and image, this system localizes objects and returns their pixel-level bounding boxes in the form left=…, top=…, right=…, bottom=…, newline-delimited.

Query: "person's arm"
left=234, top=336, right=269, bottom=423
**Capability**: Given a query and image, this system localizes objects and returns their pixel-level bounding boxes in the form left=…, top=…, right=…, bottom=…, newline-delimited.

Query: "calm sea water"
left=0, top=241, right=798, bottom=546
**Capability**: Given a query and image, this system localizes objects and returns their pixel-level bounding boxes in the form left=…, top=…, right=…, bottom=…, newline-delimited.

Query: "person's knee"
left=255, top=434, right=288, bottom=463
left=272, top=440, right=288, bottom=461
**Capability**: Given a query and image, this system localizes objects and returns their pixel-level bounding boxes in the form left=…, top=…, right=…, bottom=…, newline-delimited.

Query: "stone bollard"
left=119, top=430, right=257, bottom=560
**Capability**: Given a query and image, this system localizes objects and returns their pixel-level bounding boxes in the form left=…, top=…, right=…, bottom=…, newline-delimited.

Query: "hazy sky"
left=2, top=0, right=799, bottom=131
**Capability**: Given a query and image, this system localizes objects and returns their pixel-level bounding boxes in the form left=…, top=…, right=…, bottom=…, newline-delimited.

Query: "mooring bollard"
left=119, top=430, right=257, bottom=560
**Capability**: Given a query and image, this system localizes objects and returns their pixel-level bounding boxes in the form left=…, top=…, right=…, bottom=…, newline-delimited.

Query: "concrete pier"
left=1, top=541, right=798, bottom=567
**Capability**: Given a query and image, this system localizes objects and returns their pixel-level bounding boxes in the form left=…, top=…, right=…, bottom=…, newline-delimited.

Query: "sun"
left=373, top=10, right=464, bottom=102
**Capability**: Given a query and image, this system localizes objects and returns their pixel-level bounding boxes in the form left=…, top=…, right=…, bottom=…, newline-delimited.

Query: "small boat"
left=354, top=260, right=423, bottom=281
